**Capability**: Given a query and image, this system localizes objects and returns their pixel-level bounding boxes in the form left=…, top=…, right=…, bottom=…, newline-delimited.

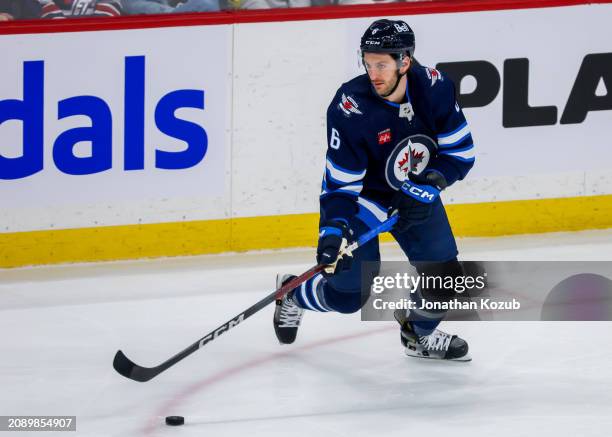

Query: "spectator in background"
left=233, top=0, right=400, bottom=7
left=336, top=0, right=411, bottom=4
left=237, top=0, right=309, bottom=8
left=123, top=0, right=219, bottom=14
left=0, top=0, right=42, bottom=20
left=38, top=0, right=123, bottom=18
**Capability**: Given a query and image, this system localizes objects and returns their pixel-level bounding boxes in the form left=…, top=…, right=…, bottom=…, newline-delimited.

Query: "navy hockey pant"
left=292, top=198, right=460, bottom=334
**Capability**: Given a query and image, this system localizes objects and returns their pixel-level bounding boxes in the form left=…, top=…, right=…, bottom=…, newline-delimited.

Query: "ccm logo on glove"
left=400, top=180, right=440, bottom=203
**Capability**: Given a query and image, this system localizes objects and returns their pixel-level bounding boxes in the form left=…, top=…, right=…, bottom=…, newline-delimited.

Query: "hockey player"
left=273, top=19, right=475, bottom=361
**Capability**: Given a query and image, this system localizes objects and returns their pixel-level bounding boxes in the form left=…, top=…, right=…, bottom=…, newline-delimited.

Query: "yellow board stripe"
left=1, top=194, right=612, bottom=268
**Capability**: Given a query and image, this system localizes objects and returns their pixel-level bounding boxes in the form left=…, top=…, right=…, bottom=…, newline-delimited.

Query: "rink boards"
left=1, top=0, right=612, bottom=266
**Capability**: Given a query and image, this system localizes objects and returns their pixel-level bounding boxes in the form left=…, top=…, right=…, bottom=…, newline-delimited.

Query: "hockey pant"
left=292, top=198, right=461, bottom=336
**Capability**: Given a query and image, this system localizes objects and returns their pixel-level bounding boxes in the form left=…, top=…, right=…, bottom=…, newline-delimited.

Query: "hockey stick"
left=113, top=215, right=398, bottom=382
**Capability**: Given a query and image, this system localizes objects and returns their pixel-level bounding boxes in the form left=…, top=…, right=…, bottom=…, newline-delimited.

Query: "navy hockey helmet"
left=360, top=19, right=415, bottom=58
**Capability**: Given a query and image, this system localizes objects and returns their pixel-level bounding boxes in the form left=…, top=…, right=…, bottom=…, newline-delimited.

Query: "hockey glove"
left=389, top=171, right=448, bottom=233
left=316, top=220, right=355, bottom=277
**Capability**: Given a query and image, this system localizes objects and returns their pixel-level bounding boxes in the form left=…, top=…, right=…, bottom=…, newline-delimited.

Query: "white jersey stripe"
left=326, top=159, right=366, bottom=184
left=357, top=197, right=388, bottom=223
left=321, top=184, right=363, bottom=197
left=440, top=145, right=475, bottom=160
left=437, top=123, right=471, bottom=147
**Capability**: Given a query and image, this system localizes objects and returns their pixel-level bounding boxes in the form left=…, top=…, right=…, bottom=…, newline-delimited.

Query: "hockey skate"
left=394, top=309, right=471, bottom=361
left=273, top=274, right=304, bottom=344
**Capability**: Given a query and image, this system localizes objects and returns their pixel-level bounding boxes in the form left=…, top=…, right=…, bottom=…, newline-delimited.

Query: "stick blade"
left=113, top=350, right=157, bottom=382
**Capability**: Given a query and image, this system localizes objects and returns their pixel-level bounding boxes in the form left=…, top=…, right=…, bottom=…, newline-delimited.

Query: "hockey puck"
left=165, top=416, right=184, bottom=426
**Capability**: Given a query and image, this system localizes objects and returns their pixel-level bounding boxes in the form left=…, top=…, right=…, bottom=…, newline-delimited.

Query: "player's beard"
left=372, top=70, right=401, bottom=98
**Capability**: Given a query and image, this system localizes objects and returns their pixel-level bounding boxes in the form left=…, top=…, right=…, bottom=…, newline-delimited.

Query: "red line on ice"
left=141, top=325, right=394, bottom=436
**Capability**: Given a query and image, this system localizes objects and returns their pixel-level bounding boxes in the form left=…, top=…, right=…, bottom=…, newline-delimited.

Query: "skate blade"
left=404, top=349, right=472, bottom=362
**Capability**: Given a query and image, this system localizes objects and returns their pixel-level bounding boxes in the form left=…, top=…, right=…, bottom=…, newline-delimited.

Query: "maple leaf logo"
left=410, top=149, right=424, bottom=171
left=397, top=152, right=410, bottom=175
left=397, top=142, right=426, bottom=175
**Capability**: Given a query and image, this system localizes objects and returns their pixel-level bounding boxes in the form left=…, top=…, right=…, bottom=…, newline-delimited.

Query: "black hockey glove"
left=316, top=220, right=355, bottom=277
left=388, top=172, right=448, bottom=233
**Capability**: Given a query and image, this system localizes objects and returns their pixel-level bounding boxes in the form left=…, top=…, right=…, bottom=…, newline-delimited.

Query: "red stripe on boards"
left=0, top=0, right=611, bottom=35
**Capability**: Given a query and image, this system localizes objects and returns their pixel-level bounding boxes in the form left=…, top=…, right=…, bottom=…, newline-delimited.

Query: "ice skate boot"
left=273, top=274, right=304, bottom=344
left=394, top=309, right=471, bottom=361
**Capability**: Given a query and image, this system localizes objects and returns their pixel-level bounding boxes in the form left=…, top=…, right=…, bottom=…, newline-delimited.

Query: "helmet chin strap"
left=380, top=69, right=405, bottom=98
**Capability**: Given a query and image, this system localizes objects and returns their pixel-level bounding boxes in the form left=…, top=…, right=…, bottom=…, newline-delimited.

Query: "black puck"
left=165, top=416, right=185, bottom=426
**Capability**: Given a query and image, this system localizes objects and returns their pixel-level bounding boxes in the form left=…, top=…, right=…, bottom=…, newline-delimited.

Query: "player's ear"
left=402, top=56, right=411, bottom=72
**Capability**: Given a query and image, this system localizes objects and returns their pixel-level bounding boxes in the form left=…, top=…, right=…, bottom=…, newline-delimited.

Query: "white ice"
left=1, top=229, right=612, bottom=437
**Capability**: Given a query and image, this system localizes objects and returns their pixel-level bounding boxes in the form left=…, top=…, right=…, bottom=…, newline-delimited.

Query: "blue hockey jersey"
left=321, top=64, right=475, bottom=228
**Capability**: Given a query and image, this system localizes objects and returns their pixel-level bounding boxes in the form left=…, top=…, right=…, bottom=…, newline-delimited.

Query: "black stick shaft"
left=113, top=264, right=324, bottom=382
left=113, top=216, right=397, bottom=382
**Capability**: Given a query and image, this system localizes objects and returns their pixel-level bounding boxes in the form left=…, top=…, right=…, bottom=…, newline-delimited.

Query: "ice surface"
left=1, top=229, right=612, bottom=436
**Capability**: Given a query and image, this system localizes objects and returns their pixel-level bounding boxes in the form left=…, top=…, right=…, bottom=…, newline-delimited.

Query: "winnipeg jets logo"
left=425, top=67, right=443, bottom=87
left=397, top=142, right=425, bottom=175
left=338, top=94, right=363, bottom=117
left=385, top=135, right=436, bottom=190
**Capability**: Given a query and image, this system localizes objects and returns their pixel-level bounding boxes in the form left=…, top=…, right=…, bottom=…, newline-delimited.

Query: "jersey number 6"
left=330, top=128, right=341, bottom=150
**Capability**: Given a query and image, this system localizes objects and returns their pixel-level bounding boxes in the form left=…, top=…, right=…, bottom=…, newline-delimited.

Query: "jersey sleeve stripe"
left=324, top=169, right=346, bottom=186
left=438, top=121, right=468, bottom=139
left=439, top=143, right=474, bottom=154
left=437, top=123, right=471, bottom=147
left=442, top=154, right=475, bottom=163
left=357, top=197, right=388, bottom=223
left=326, top=158, right=366, bottom=183
left=321, top=185, right=363, bottom=197
left=325, top=168, right=363, bottom=186
left=439, top=145, right=476, bottom=162
left=321, top=178, right=363, bottom=196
